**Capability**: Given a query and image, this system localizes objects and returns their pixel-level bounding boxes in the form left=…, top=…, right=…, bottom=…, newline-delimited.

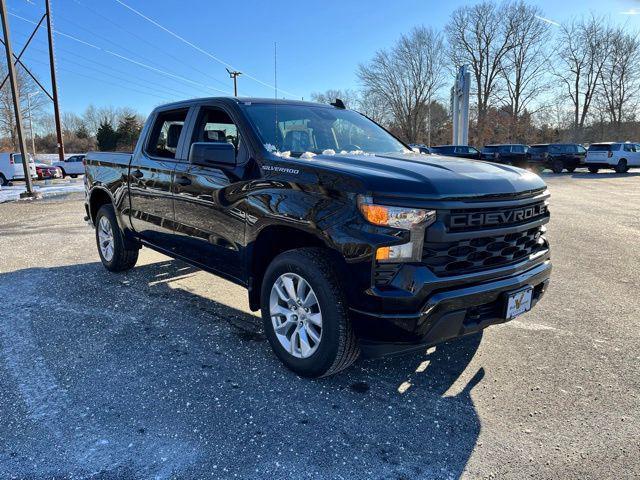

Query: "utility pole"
left=0, top=0, right=36, bottom=197
left=45, top=0, right=64, bottom=162
left=27, top=91, right=39, bottom=156
left=226, top=68, right=242, bottom=97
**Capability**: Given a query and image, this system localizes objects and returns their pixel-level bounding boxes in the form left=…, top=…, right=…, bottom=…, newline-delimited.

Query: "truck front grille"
left=422, top=226, right=547, bottom=277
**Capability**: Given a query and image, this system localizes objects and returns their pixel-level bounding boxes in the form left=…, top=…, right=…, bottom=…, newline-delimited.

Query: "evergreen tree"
left=96, top=120, right=118, bottom=151
left=75, top=123, right=90, bottom=139
left=116, top=114, right=142, bottom=152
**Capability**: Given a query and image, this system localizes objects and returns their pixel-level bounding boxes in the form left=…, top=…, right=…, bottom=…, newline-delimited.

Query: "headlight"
left=358, top=195, right=436, bottom=262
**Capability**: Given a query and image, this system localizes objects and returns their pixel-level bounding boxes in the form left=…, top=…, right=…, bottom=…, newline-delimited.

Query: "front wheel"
left=260, top=248, right=360, bottom=377
left=95, top=204, right=139, bottom=272
left=588, top=167, right=599, bottom=174
left=566, top=166, right=576, bottom=173
left=0, top=173, right=7, bottom=186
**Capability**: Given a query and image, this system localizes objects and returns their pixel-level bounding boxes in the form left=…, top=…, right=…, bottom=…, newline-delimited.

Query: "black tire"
left=0, top=173, right=7, bottom=186
left=566, top=166, right=576, bottom=173
left=260, top=248, right=360, bottom=378
left=59, top=168, right=66, bottom=178
left=551, top=159, right=564, bottom=174
left=588, top=167, right=599, bottom=174
left=94, top=204, right=139, bottom=272
left=615, top=159, right=628, bottom=174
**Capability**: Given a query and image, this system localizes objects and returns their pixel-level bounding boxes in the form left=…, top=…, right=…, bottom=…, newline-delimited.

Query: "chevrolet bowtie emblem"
left=514, top=297, right=522, bottom=309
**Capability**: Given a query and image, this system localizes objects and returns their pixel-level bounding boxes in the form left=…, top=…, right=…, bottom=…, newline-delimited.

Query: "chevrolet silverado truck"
left=84, top=97, right=551, bottom=377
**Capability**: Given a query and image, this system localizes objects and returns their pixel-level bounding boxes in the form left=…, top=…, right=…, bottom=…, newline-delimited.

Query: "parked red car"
left=35, top=163, right=62, bottom=180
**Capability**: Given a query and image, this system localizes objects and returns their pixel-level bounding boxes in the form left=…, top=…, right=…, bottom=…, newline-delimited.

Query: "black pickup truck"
left=84, top=97, right=551, bottom=377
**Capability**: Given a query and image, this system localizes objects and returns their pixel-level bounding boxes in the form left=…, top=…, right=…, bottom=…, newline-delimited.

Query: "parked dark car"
left=84, top=97, right=551, bottom=377
left=481, top=144, right=531, bottom=169
left=529, top=144, right=587, bottom=173
left=431, top=145, right=481, bottom=160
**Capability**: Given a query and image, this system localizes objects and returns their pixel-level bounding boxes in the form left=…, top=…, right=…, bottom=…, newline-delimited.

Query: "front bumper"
left=351, top=259, right=551, bottom=357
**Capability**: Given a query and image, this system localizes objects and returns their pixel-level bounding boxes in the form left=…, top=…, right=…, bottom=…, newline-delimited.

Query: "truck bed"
left=84, top=152, right=132, bottom=190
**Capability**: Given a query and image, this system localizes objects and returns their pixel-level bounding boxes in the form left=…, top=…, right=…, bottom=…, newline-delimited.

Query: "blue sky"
left=5, top=0, right=640, bottom=116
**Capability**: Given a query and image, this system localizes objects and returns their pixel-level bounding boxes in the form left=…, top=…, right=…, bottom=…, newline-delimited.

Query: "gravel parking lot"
left=0, top=172, right=638, bottom=479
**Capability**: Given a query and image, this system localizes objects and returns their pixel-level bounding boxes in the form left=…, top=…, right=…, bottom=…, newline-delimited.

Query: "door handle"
left=175, top=175, right=192, bottom=186
left=132, top=169, right=144, bottom=179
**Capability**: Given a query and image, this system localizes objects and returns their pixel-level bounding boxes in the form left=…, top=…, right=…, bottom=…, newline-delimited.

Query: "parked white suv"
left=585, top=142, right=640, bottom=173
left=0, top=152, right=37, bottom=186
left=53, top=154, right=85, bottom=178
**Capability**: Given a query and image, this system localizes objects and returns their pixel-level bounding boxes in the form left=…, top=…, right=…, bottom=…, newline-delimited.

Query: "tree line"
left=313, top=1, right=640, bottom=147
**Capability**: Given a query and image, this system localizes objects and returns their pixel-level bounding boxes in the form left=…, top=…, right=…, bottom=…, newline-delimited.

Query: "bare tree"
left=356, top=89, right=390, bottom=125
left=501, top=1, right=551, bottom=137
left=0, top=65, right=47, bottom=148
left=358, top=26, right=445, bottom=142
left=446, top=1, right=516, bottom=144
left=310, top=89, right=359, bottom=109
left=599, top=26, right=640, bottom=127
left=554, top=15, right=611, bottom=135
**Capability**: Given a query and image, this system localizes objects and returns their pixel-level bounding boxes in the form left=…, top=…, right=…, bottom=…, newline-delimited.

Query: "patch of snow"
left=321, top=149, right=336, bottom=155
left=264, top=143, right=277, bottom=153
left=273, top=150, right=291, bottom=158
left=0, top=181, right=84, bottom=204
left=300, top=152, right=316, bottom=159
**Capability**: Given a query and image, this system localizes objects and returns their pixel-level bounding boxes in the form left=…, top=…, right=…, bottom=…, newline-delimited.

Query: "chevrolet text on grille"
left=450, top=203, right=548, bottom=229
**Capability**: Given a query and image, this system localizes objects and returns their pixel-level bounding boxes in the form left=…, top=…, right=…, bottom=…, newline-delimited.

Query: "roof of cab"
left=154, top=96, right=336, bottom=111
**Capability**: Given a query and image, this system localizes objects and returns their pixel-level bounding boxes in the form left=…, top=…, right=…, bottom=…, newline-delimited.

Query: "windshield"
left=241, top=103, right=408, bottom=156
left=13, top=154, right=34, bottom=163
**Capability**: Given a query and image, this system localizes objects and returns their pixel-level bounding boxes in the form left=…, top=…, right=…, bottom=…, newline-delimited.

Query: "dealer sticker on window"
left=505, top=287, right=533, bottom=320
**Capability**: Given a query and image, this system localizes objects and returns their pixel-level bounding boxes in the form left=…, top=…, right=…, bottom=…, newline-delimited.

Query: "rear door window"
left=146, top=109, right=189, bottom=159
left=589, top=144, right=612, bottom=152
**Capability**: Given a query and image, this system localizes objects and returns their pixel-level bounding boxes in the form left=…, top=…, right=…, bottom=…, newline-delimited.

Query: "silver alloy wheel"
left=269, top=272, right=322, bottom=359
left=98, top=216, right=115, bottom=262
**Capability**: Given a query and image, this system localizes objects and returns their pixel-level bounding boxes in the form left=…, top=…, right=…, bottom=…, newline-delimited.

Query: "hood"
left=299, top=152, right=546, bottom=199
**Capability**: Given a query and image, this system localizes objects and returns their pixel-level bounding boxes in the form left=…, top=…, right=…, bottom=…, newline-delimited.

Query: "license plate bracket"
left=505, top=286, right=533, bottom=320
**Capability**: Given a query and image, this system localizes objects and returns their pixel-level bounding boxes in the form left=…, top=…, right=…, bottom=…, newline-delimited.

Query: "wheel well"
left=89, top=188, right=113, bottom=225
left=248, top=225, right=331, bottom=311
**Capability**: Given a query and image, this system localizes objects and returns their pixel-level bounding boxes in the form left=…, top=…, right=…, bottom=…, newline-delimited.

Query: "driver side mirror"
left=189, top=142, right=236, bottom=168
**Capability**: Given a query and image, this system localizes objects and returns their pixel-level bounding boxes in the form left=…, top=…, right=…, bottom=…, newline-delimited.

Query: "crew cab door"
left=171, top=105, right=249, bottom=282
left=128, top=107, right=190, bottom=246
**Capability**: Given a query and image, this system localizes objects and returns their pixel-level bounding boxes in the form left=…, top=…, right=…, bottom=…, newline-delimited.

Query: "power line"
left=27, top=56, right=177, bottom=103
left=113, top=0, right=300, bottom=98
left=69, top=0, right=232, bottom=91
left=23, top=0, right=233, bottom=93
left=22, top=40, right=204, bottom=100
left=8, top=11, right=232, bottom=96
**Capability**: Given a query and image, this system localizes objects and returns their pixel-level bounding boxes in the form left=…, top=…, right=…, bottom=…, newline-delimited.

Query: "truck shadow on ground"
left=542, top=170, right=640, bottom=179
left=0, top=259, right=485, bottom=479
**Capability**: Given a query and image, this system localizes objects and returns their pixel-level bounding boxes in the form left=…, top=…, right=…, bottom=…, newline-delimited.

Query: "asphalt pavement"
left=0, top=171, right=638, bottom=479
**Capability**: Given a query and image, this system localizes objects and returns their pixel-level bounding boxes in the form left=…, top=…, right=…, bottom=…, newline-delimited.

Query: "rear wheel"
left=0, top=173, right=7, bottom=186
left=261, top=248, right=359, bottom=377
left=615, top=159, right=628, bottom=174
left=70, top=174, right=78, bottom=178
left=566, top=166, right=576, bottom=173
left=95, top=204, right=139, bottom=272
left=551, top=159, right=564, bottom=174
left=59, top=168, right=66, bottom=178
left=588, top=167, right=599, bottom=174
